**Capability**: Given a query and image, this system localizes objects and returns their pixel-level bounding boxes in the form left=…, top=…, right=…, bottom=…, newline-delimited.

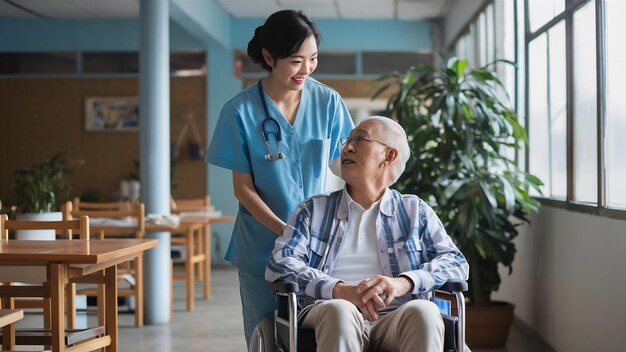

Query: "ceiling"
left=0, top=0, right=453, bottom=20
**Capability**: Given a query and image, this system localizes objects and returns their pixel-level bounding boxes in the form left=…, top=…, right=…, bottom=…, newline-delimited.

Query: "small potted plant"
left=372, top=57, right=543, bottom=348
left=11, top=153, right=77, bottom=240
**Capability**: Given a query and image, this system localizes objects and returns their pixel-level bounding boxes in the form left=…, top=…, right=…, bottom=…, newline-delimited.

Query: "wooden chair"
left=1, top=204, right=85, bottom=330
left=170, top=195, right=211, bottom=311
left=72, top=198, right=131, bottom=213
left=0, top=309, right=23, bottom=348
left=66, top=198, right=146, bottom=327
left=0, top=214, right=106, bottom=351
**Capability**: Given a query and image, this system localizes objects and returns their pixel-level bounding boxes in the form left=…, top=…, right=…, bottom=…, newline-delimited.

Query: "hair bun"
left=247, top=25, right=264, bottom=63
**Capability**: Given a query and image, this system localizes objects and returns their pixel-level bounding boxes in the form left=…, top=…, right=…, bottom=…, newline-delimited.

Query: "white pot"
left=15, top=212, right=62, bottom=240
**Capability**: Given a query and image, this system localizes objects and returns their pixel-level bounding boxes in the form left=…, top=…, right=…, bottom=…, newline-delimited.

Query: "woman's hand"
left=232, top=171, right=286, bottom=235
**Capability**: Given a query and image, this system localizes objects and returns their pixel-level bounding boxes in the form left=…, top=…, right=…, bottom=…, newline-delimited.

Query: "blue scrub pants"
left=238, top=269, right=276, bottom=347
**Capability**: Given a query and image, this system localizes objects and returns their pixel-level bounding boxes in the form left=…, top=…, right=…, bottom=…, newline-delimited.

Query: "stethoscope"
left=258, top=81, right=286, bottom=161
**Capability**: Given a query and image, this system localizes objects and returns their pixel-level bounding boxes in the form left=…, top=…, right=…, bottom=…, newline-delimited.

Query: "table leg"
left=50, top=263, right=66, bottom=352
left=1, top=295, right=15, bottom=350
left=203, top=224, right=211, bottom=299
left=66, top=283, right=76, bottom=329
left=97, top=280, right=106, bottom=327
left=186, top=228, right=194, bottom=311
left=105, top=265, right=118, bottom=352
left=135, top=255, right=144, bottom=326
left=197, top=231, right=204, bottom=281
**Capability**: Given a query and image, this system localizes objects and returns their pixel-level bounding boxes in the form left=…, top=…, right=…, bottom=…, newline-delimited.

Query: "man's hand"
left=356, top=275, right=414, bottom=307
left=332, top=282, right=383, bottom=322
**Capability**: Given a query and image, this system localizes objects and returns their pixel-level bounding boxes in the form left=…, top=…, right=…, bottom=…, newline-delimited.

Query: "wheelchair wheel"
left=249, top=318, right=276, bottom=352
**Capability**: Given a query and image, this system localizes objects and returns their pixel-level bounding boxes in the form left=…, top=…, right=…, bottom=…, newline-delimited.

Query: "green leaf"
left=444, top=179, right=468, bottom=199
left=456, top=59, right=468, bottom=78
left=370, top=83, right=392, bottom=100
left=479, top=180, right=498, bottom=209
left=498, top=175, right=516, bottom=214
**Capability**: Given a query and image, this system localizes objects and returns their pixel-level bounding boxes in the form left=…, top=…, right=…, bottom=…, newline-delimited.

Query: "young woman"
left=205, top=10, right=354, bottom=346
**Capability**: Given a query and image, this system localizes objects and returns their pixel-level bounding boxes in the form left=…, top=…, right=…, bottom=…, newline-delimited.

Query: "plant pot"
left=15, top=212, right=62, bottom=240
left=466, top=301, right=515, bottom=349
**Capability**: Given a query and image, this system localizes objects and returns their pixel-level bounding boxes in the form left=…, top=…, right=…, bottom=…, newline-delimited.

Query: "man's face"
left=340, top=120, right=391, bottom=186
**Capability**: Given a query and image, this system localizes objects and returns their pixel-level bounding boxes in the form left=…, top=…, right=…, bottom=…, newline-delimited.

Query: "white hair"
left=362, top=116, right=410, bottom=184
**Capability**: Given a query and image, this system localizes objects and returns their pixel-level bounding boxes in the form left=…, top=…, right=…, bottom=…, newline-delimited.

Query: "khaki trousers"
left=301, top=299, right=444, bottom=352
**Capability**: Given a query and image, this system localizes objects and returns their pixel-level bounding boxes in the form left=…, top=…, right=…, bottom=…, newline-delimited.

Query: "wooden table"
left=0, top=239, right=157, bottom=352
left=147, top=215, right=234, bottom=311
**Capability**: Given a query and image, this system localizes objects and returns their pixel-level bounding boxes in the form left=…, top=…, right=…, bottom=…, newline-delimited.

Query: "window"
left=528, top=33, right=551, bottom=196
left=527, top=0, right=566, bottom=32
left=170, top=51, right=206, bottom=76
left=235, top=50, right=432, bottom=77
left=83, top=52, right=139, bottom=74
left=572, top=1, right=597, bottom=204
left=316, top=52, right=357, bottom=75
left=362, top=51, right=433, bottom=75
left=84, top=51, right=206, bottom=75
left=0, top=51, right=206, bottom=76
left=523, top=0, right=626, bottom=217
left=0, top=52, right=76, bottom=74
left=451, top=0, right=624, bottom=217
left=451, top=1, right=515, bottom=98
left=605, top=0, right=626, bottom=209
left=528, top=22, right=568, bottom=200
left=452, top=0, right=519, bottom=161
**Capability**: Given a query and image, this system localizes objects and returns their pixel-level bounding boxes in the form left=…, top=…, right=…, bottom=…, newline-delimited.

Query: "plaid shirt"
left=266, top=187, right=469, bottom=308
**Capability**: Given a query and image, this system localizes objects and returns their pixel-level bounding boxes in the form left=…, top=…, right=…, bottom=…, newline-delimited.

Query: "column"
left=139, top=0, right=171, bottom=324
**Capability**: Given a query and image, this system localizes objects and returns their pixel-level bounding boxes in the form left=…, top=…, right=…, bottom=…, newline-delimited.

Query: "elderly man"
left=266, top=116, right=469, bottom=352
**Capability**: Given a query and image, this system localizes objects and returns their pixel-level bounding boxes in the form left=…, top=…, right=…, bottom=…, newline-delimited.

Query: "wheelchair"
left=250, top=279, right=468, bottom=352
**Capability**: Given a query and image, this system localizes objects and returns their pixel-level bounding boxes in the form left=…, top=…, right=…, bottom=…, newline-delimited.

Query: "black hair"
left=247, top=10, right=321, bottom=71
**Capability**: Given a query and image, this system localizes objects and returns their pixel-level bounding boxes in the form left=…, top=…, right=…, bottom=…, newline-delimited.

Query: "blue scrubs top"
left=206, top=78, right=354, bottom=275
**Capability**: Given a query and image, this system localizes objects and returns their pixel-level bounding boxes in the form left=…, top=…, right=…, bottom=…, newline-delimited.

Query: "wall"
left=0, top=76, right=207, bottom=205
left=0, top=19, right=202, bottom=52
left=494, top=206, right=626, bottom=351
left=232, top=18, right=432, bottom=51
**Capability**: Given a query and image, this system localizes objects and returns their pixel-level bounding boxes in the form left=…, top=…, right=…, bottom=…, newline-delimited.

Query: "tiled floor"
left=14, top=267, right=553, bottom=351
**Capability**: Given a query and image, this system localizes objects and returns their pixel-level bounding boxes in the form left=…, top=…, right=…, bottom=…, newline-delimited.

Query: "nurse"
left=205, top=10, right=354, bottom=347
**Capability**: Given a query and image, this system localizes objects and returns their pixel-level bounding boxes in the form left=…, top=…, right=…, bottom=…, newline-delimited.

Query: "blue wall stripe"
left=231, top=18, right=432, bottom=51
left=0, top=19, right=203, bottom=52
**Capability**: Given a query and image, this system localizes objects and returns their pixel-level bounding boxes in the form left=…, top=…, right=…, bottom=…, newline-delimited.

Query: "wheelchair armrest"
left=271, top=280, right=300, bottom=352
left=439, top=279, right=468, bottom=292
left=270, top=280, right=299, bottom=294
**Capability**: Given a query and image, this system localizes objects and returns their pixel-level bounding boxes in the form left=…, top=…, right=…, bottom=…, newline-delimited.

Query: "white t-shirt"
left=331, top=197, right=384, bottom=285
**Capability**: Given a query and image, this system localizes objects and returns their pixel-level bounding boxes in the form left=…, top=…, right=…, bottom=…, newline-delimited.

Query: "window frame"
left=451, top=0, right=625, bottom=219
left=449, top=1, right=524, bottom=168
left=525, top=0, right=626, bottom=220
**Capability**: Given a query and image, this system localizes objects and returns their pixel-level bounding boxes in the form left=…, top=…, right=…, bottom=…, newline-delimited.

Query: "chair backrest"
left=68, top=200, right=145, bottom=239
left=0, top=214, right=90, bottom=240
left=73, top=197, right=132, bottom=212
left=171, top=195, right=211, bottom=213
left=0, top=215, right=90, bottom=303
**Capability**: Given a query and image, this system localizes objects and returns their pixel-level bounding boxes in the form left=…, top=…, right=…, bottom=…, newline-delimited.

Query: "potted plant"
left=11, top=153, right=76, bottom=240
left=371, top=57, right=543, bottom=348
